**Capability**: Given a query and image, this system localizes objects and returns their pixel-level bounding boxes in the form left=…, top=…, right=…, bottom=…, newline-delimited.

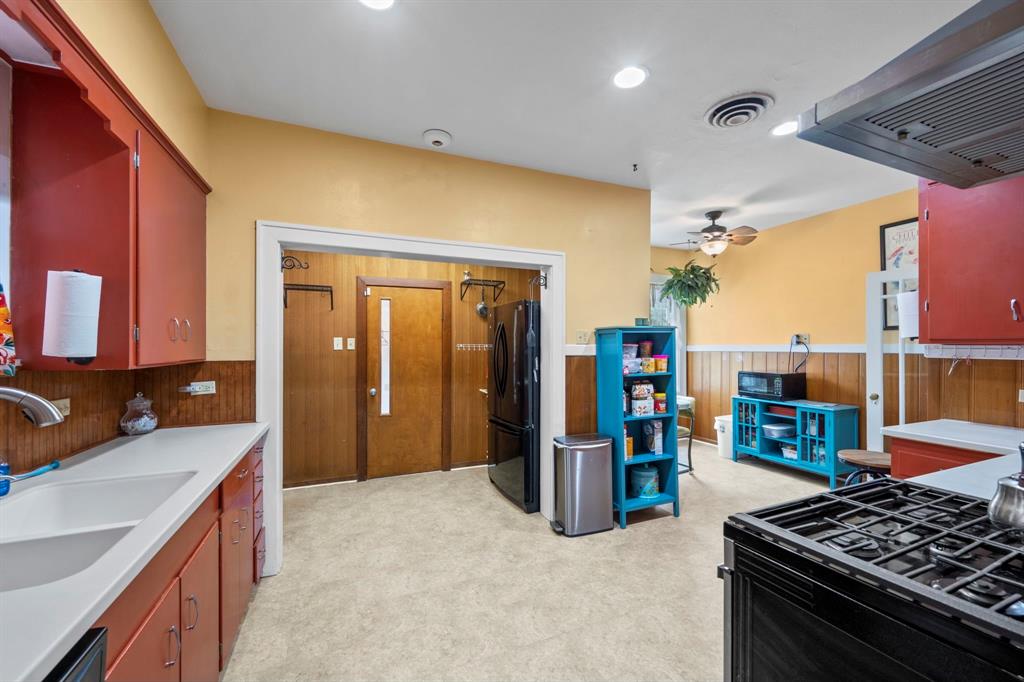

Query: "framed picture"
left=879, top=217, right=919, bottom=330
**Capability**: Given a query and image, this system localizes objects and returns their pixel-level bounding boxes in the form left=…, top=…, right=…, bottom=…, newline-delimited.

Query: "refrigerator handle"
left=512, top=309, right=519, bottom=407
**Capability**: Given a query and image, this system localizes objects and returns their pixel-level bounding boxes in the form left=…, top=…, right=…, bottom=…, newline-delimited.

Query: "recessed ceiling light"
left=613, top=66, right=648, bottom=89
left=771, top=120, right=799, bottom=136
left=359, top=0, right=394, bottom=9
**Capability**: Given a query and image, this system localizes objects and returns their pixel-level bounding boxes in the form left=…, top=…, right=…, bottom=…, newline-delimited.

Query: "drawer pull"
left=232, top=518, right=241, bottom=545
left=255, top=474, right=264, bottom=483
left=237, top=467, right=249, bottom=479
left=165, top=625, right=181, bottom=668
left=1012, top=298, right=1020, bottom=322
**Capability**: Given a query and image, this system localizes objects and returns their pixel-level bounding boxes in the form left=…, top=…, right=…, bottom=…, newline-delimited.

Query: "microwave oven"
left=737, top=371, right=807, bottom=401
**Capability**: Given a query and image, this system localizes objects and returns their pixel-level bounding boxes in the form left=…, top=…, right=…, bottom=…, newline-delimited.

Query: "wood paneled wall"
left=282, top=250, right=539, bottom=487
left=2, top=361, right=255, bottom=473
left=565, top=356, right=597, bottom=435
left=685, top=351, right=1024, bottom=445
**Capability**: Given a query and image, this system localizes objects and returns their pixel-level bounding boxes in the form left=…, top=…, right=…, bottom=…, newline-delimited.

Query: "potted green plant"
left=660, top=260, right=719, bottom=307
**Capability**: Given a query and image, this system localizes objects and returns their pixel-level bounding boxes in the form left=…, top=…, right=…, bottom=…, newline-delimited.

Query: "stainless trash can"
left=551, top=434, right=613, bottom=536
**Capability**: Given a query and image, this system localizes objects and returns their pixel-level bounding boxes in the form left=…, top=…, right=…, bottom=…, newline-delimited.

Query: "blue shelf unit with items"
left=732, top=396, right=859, bottom=489
left=596, top=326, right=679, bottom=529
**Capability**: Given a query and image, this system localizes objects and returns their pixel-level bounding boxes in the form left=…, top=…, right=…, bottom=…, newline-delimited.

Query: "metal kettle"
left=987, top=442, right=1024, bottom=530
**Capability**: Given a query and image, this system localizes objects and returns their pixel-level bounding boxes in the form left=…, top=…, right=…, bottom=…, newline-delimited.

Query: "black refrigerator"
left=487, top=299, right=540, bottom=513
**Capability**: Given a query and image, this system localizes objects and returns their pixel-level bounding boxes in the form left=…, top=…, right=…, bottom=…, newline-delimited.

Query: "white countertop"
left=0, top=423, right=269, bottom=682
left=911, top=453, right=1020, bottom=499
left=881, top=419, right=1024, bottom=456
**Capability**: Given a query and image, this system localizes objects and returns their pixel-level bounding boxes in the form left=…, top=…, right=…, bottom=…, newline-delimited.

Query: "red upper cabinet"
left=918, top=176, right=1024, bottom=344
left=136, top=130, right=207, bottom=365
left=9, top=66, right=210, bottom=369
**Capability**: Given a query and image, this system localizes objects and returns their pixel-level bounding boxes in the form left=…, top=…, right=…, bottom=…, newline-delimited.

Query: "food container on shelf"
left=624, top=427, right=634, bottom=459
left=640, top=357, right=657, bottom=373
left=762, top=423, right=796, bottom=439
left=653, top=354, right=669, bottom=372
left=631, top=398, right=654, bottom=417
left=638, top=340, right=654, bottom=358
left=623, top=358, right=643, bottom=375
left=653, top=392, right=667, bottom=414
left=630, top=465, right=659, bottom=498
left=622, top=343, right=639, bottom=360
left=643, top=421, right=663, bottom=454
left=631, top=381, right=655, bottom=399
left=781, top=445, right=798, bottom=460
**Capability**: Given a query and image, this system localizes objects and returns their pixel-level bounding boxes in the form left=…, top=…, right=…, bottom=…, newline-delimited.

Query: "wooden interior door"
left=179, top=523, right=219, bottom=682
left=359, top=279, right=450, bottom=479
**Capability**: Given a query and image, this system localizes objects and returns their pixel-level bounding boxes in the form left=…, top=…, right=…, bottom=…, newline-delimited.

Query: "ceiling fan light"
left=700, top=239, right=728, bottom=256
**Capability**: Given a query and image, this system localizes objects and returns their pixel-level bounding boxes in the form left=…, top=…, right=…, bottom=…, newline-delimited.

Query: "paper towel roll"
left=42, top=271, right=102, bottom=358
left=897, top=290, right=919, bottom=340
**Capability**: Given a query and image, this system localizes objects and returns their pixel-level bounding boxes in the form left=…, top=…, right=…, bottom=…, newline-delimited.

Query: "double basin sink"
left=0, top=470, right=196, bottom=592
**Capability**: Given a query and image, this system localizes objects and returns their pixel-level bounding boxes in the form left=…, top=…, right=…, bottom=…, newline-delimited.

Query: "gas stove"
left=722, top=478, right=1024, bottom=681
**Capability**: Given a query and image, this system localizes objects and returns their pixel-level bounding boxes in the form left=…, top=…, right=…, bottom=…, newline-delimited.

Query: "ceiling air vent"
left=704, top=93, right=775, bottom=128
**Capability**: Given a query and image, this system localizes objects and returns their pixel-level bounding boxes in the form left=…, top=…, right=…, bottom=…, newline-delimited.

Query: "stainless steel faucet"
left=0, top=387, right=65, bottom=495
left=0, top=387, right=65, bottom=427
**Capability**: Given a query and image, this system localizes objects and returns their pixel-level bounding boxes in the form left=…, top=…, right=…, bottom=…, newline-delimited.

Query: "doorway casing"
left=256, top=220, right=566, bottom=575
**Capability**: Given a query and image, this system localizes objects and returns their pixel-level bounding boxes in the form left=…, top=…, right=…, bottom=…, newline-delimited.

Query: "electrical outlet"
left=347, top=337, right=356, bottom=350
left=333, top=337, right=344, bottom=351
left=1018, top=388, right=1024, bottom=403
left=575, top=330, right=590, bottom=344
left=791, top=333, right=810, bottom=345
left=188, top=381, right=216, bottom=396
left=53, top=398, right=71, bottom=416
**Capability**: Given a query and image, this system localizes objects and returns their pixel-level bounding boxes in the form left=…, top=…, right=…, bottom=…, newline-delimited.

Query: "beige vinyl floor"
left=224, top=442, right=826, bottom=682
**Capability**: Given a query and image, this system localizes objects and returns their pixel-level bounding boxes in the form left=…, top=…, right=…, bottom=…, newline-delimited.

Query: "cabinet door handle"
left=182, top=318, right=192, bottom=341
left=1012, top=298, right=1020, bottom=322
left=232, top=518, right=241, bottom=544
left=240, top=507, right=248, bottom=531
left=169, top=317, right=180, bottom=342
left=237, top=467, right=249, bottom=479
left=185, top=595, right=200, bottom=631
left=165, top=625, right=181, bottom=668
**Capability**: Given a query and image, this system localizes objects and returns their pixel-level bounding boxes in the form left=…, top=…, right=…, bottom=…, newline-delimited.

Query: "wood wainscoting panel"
left=283, top=250, right=539, bottom=486
left=1, top=361, right=255, bottom=473
left=565, top=355, right=597, bottom=435
left=686, top=351, right=1024, bottom=446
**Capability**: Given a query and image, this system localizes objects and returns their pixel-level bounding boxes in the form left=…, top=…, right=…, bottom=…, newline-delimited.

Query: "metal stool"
left=837, top=449, right=891, bottom=486
left=677, top=400, right=695, bottom=475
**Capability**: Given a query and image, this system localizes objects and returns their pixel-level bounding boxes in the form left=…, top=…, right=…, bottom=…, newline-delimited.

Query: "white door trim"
left=256, top=220, right=567, bottom=576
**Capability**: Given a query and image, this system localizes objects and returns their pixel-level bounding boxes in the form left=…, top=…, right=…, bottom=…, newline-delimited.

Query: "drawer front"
left=253, top=490, right=264, bottom=541
left=253, top=457, right=264, bottom=500
left=221, top=450, right=253, bottom=505
left=254, top=527, right=266, bottom=586
left=890, top=438, right=1000, bottom=479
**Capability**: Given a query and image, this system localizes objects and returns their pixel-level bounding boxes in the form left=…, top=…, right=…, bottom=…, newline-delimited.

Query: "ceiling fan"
left=671, top=210, right=758, bottom=257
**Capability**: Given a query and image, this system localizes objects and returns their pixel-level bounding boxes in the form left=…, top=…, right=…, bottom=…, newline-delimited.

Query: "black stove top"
left=731, top=478, right=1024, bottom=642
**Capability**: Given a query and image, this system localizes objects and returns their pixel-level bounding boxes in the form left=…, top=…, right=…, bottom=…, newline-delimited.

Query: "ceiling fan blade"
left=724, top=225, right=758, bottom=237
left=727, top=234, right=758, bottom=246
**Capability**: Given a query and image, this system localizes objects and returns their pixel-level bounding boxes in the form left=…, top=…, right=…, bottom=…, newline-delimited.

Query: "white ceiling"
left=152, top=0, right=972, bottom=247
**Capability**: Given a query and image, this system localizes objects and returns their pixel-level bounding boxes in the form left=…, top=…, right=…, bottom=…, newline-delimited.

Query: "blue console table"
left=731, top=396, right=859, bottom=489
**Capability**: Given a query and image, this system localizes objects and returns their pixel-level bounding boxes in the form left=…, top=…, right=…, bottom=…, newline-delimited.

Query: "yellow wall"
left=57, top=0, right=209, bottom=177
left=205, top=111, right=650, bottom=359
left=652, top=189, right=918, bottom=345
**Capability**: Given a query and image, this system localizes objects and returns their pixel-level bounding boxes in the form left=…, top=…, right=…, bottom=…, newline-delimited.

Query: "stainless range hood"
left=798, top=0, right=1024, bottom=188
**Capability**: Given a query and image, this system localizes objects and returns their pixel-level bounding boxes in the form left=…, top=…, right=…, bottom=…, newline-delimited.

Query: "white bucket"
left=714, top=415, right=733, bottom=459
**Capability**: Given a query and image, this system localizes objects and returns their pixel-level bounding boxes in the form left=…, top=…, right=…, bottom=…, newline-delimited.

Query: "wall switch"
left=575, top=330, right=590, bottom=344
left=188, top=381, right=216, bottom=396
left=347, top=337, right=356, bottom=350
left=1019, top=389, right=1024, bottom=403
left=53, top=398, right=71, bottom=416
left=333, top=337, right=344, bottom=351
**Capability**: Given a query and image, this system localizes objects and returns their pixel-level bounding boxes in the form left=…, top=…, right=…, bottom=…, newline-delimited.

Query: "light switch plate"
left=347, top=337, right=356, bottom=350
left=575, top=330, right=590, bottom=344
left=189, top=381, right=216, bottom=396
left=333, top=337, right=344, bottom=351
left=53, top=398, right=71, bottom=416
left=1019, top=389, right=1024, bottom=403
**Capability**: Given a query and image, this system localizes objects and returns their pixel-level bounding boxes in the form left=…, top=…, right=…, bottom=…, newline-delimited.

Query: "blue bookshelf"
left=596, top=326, right=680, bottom=529
left=732, top=396, right=859, bottom=489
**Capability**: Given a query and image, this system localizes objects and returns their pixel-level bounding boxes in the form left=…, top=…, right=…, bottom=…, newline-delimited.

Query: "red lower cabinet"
left=107, top=580, right=182, bottom=682
left=179, top=525, right=220, bottom=682
left=891, top=438, right=1001, bottom=479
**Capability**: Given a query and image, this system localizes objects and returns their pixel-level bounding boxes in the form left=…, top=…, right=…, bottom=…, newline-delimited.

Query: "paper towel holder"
left=55, top=269, right=96, bottom=366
